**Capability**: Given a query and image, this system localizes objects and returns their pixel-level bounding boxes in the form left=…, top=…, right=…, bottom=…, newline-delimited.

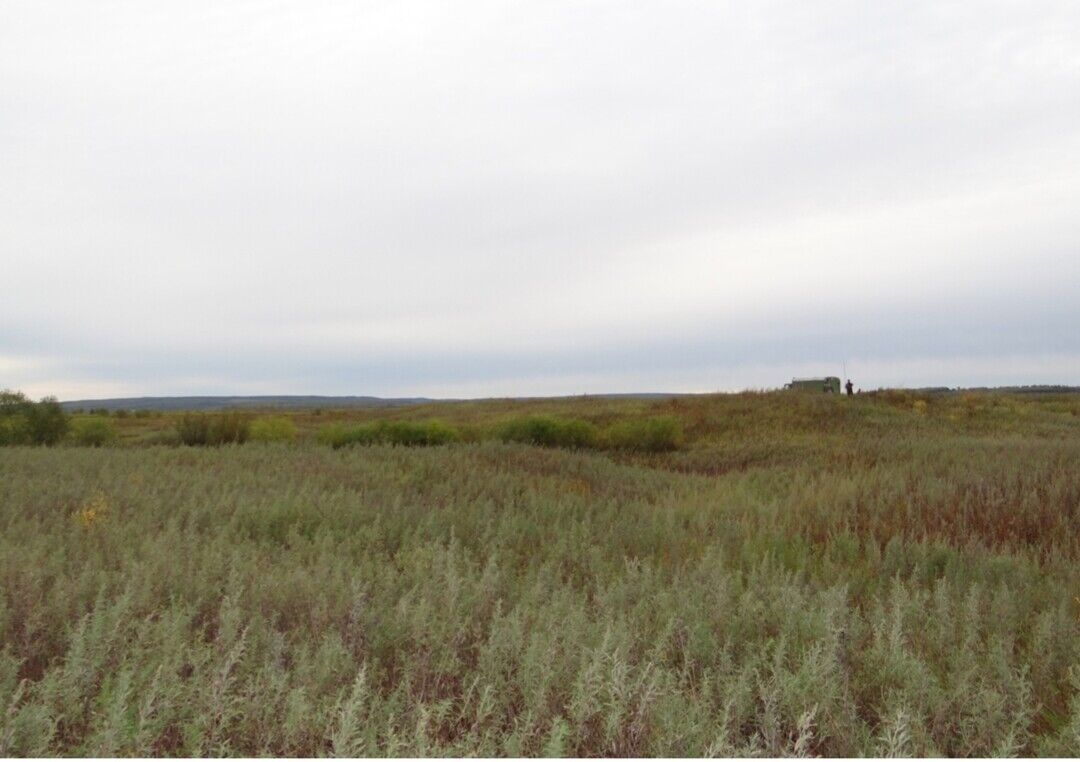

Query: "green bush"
left=497, top=416, right=599, bottom=449
left=250, top=416, right=297, bottom=443
left=339, top=425, right=381, bottom=447
left=317, top=424, right=347, bottom=448
left=320, top=420, right=459, bottom=448
left=23, top=396, right=69, bottom=446
left=380, top=420, right=459, bottom=446
left=176, top=412, right=251, bottom=446
left=605, top=416, right=684, bottom=452
left=70, top=417, right=118, bottom=447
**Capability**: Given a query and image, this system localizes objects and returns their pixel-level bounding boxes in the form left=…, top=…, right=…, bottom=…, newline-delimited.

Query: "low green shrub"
left=250, top=416, right=297, bottom=443
left=338, top=424, right=383, bottom=447
left=319, top=420, right=459, bottom=448
left=70, top=417, right=118, bottom=447
left=605, top=416, right=684, bottom=452
left=317, top=424, right=347, bottom=448
left=497, top=416, right=599, bottom=449
left=379, top=420, right=459, bottom=446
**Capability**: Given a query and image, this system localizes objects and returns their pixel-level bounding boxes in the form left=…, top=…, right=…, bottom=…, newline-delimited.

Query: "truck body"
left=785, top=376, right=841, bottom=393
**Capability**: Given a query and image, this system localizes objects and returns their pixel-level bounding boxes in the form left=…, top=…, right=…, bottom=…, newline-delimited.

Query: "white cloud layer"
left=2, top=1, right=1079, bottom=398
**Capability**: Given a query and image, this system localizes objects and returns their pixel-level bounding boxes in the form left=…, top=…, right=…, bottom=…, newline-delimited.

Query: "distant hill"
left=971, top=385, right=1080, bottom=394
left=59, top=392, right=685, bottom=412
left=59, top=387, right=1079, bottom=412
left=908, top=385, right=1080, bottom=394
left=59, top=395, right=441, bottom=412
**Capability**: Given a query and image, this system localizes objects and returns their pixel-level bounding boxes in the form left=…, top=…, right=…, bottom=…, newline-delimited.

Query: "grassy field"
left=2, top=391, right=1080, bottom=755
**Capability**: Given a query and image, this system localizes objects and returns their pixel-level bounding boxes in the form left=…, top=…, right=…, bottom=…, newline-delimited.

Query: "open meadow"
left=2, top=390, right=1080, bottom=756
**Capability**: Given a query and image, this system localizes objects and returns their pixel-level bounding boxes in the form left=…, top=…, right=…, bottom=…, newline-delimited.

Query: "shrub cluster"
left=605, top=416, right=684, bottom=452
left=175, top=412, right=252, bottom=446
left=316, top=415, right=687, bottom=453
left=70, top=417, right=118, bottom=447
left=0, top=390, right=69, bottom=446
left=496, top=415, right=599, bottom=449
left=320, top=420, right=459, bottom=448
left=249, top=416, right=297, bottom=443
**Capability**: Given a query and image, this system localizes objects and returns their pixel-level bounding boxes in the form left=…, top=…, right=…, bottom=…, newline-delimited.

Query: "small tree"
left=0, top=389, right=31, bottom=417
left=24, top=396, right=69, bottom=446
left=0, top=390, right=30, bottom=445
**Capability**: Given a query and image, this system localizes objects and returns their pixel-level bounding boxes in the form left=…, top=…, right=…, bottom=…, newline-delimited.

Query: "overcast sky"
left=3, top=1, right=1079, bottom=400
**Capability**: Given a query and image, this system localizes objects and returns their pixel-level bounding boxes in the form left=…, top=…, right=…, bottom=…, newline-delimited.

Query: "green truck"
left=785, top=376, right=841, bottom=393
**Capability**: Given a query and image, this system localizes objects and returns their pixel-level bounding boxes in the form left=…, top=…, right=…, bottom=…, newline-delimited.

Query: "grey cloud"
left=2, top=1, right=1079, bottom=398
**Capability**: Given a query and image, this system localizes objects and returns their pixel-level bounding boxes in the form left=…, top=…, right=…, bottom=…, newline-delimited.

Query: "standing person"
left=845, top=379, right=854, bottom=396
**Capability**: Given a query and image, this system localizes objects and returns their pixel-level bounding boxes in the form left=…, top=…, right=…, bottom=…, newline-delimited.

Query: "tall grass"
left=175, top=412, right=251, bottom=446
